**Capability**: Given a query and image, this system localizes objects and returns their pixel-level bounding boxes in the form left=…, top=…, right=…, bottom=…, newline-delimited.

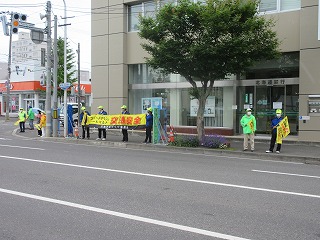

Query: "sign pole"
left=52, top=15, right=58, bottom=137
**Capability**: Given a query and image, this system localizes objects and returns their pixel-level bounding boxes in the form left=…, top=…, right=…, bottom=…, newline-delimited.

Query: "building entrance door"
left=255, top=86, right=285, bottom=133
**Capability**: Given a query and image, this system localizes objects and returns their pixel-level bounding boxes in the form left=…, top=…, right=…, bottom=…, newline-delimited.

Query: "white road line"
left=0, top=187, right=250, bottom=240
left=252, top=170, right=320, bottom=179
left=0, top=138, right=11, bottom=140
left=0, top=155, right=319, bottom=199
left=0, top=144, right=45, bottom=150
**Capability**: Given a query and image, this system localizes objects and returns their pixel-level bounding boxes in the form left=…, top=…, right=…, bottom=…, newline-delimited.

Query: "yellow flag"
left=276, top=116, right=290, bottom=144
left=248, top=119, right=254, bottom=132
left=14, top=120, right=20, bottom=126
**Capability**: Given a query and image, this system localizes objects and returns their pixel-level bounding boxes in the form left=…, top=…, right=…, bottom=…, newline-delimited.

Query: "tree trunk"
left=196, top=94, right=207, bottom=143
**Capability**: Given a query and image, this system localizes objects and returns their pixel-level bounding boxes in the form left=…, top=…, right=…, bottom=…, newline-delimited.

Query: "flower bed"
left=168, top=134, right=230, bottom=149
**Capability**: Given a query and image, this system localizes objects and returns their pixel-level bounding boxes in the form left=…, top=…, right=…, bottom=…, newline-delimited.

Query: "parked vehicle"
left=59, top=103, right=81, bottom=127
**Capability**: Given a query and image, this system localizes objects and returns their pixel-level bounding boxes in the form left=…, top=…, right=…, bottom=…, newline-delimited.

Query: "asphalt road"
left=0, top=121, right=319, bottom=240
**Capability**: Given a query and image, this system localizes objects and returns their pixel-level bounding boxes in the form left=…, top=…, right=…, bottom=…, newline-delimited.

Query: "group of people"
left=240, top=108, right=283, bottom=153
left=18, top=105, right=285, bottom=150
left=79, top=105, right=154, bottom=143
left=18, top=107, right=47, bottom=137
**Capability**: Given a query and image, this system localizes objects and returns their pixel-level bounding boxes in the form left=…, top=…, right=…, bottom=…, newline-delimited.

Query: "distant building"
left=0, top=62, right=8, bottom=80
left=0, top=32, right=91, bottom=115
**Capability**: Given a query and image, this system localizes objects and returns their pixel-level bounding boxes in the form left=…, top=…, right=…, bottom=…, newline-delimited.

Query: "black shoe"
left=243, top=149, right=248, bottom=151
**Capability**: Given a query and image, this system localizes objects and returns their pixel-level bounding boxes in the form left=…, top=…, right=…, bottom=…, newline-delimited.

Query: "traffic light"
left=11, top=13, right=27, bottom=34
left=11, top=13, right=19, bottom=34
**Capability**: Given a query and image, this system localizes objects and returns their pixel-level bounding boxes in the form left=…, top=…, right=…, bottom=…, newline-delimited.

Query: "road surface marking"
left=252, top=170, right=320, bottom=179
left=0, top=187, right=250, bottom=240
left=0, top=155, right=319, bottom=199
left=0, top=144, right=45, bottom=150
left=0, top=138, right=11, bottom=140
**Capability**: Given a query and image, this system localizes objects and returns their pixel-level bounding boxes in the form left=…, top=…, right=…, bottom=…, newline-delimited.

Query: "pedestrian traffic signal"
left=11, top=13, right=27, bottom=34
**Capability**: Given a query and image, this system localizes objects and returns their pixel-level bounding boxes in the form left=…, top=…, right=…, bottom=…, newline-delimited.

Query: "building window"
left=245, top=52, right=299, bottom=79
left=160, top=0, right=175, bottom=7
left=128, top=87, right=228, bottom=127
left=144, top=1, right=157, bottom=18
left=128, top=4, right=142, bottom=32
left=129, top=64, right=185, bottom=84
left=259, top=0, right=300, bottom=13
left=280, top=0, right=300, bottom=11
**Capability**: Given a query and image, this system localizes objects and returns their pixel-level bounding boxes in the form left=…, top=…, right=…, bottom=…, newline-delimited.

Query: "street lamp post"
left=63, top=0, right=68, bottom=137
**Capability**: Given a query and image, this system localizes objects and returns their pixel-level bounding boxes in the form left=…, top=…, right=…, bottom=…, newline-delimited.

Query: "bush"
left=168, top=135, right=199, bottom=147
left=201, top=134, right=230, bottom=149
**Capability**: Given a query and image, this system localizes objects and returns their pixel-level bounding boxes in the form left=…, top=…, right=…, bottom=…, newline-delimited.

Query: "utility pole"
left=77, top=43, right=81, bottom=127
left=52, top=15, right=58, bottom=137
left=6, top=15, right=12, bottom=121
left=63, top=0, right=68, bottom=138
left=45, top=1, right=52, bottom=137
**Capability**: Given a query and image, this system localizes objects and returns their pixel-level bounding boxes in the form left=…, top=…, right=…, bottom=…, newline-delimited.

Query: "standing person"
left=96, top=106, right=107, bottom=140
left=121, top=105, right=130, bottom=142
left=27, top=106, right=35, bottom=130
left=80, top=107, right=90, bottom=139
left=240, top=108, right=256, bottom=152
left=144, top=107, right=153, bottom=144
left=39, top=111, right=46, bottom=137
left=18, top=108, right=27, bottom=132
left=266, top=109, right=283, bottom=154
left=36, top=110, right=42, bottom=136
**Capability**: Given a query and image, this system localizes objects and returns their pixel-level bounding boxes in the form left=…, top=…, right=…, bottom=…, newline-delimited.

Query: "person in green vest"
left=27, top=106, right=35, bottom=130
left=240, top=108, right=256, bottom=152
left=18, top=107, right=27, bottom=133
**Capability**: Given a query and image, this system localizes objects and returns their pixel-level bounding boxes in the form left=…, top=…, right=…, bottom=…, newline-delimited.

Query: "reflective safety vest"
left=18, top=111, right=26, bottom=122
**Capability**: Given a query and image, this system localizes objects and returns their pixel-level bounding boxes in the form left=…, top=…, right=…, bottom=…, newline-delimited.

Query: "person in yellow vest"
left=240, top=108, right=256, bottom=152
left=80, top=107, right=91, bottom=139
left=39, top=111, right=46, bottom=137
left=121, top=105, right=130, bottom=142
left=18, top=107, right=27, bottom=132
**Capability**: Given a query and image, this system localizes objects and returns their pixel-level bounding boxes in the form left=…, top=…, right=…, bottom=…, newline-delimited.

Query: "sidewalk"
left=7, top=120, right=318, bottom=165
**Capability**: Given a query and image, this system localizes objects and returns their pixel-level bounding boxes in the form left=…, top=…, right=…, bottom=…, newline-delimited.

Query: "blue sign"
left=59, top=82, right=71, bottom=90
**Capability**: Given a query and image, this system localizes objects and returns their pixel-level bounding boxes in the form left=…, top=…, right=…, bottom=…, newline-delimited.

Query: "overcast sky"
left=0, top=0, right=91, bottom=71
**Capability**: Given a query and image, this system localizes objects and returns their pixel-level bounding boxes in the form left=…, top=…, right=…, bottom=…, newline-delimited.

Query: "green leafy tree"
left=138, top=0, right=280, bottom=141
left=57, top=37, right=77, bottom=98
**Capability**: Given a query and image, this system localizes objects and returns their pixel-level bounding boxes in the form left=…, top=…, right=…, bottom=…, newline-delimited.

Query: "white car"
left=59, top=103, right=81, bottom=127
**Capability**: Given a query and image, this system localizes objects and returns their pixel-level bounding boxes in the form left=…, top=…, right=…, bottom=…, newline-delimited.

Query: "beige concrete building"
left=91, top=0, right=320, bottom=142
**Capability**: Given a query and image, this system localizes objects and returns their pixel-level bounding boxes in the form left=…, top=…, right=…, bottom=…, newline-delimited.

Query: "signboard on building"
left=141, top=97, right=162, bottom=113
left=190, top=96, right=215, bottom=117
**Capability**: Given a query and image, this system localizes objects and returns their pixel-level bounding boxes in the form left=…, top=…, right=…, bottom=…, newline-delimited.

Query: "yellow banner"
left=276, top=116, right=290, bottom=144
left=84, top=114, right=146, bottom=127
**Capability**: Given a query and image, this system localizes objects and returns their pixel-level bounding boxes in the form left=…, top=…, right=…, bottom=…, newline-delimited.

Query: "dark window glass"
left=245, top=52, right=299, bottom=79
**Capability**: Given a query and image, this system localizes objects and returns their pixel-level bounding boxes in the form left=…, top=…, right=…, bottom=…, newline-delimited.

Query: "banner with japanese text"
left=84, top=114, right=146, bottom=128
left=276, top=116, right=290, bottom=144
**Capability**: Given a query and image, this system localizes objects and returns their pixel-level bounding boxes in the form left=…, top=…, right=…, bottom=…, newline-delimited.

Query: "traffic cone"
left=74, top=125, right=79, bottom=138
left=168, top=126, right=175, bottom=142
